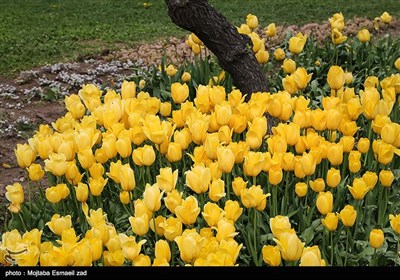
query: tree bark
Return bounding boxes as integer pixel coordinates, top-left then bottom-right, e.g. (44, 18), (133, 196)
(165, 0), (269, 100)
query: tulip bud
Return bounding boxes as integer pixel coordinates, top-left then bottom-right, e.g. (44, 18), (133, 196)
(299, 246), (326, 266)
(316, 191), (333, 215)
(389, 214), (400, 234)
(288, 33), (307, 55)
(262, 245), (281, 266)
(282, 59), (296, 74)
(246, 14), (259, 29)
(357, 29), (371, 42)
(379, 169), (395, 187)
(369, 229), (384, 249)
(321, 212), (339, 231)
(339, 205), (357, 227)
(274, 48), (285, 61)
(266, 23), (277, 37)
(5, 182), (24, 205)
(295, 182), (308, 197)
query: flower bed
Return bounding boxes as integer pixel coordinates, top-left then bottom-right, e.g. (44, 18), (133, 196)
(1, 11), (400, 266)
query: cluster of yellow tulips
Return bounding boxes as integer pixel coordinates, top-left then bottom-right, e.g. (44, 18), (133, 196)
(2, 11), (400, 266)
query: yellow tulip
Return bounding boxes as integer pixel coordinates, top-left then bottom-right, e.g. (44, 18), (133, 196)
(143, 183), (164, 212)
(15, 143), (37, 168)
(231, 177), (247, 197)
(357, 138), (370, 153)
(381, 12), (392, 24)
(171, 82), (189, 104)
(346, 98), (363, 122)
(155, 167), (178, 193)
(348, 178), (369, 200)
(282, 74), (298, 94)
(266, 22), (277, 37)
(372, 115), (391, 134)
(325, 109), (341, 131)
(269, 166), (283, 186)
(321, 212), (339, 231)
(327, 65), (345, 91)
(185, 165), (211, 194)
(163, 189), (182, 215)
(14, 245), (40, 266)
(209, 178), (226, 202)
(331, 28), (347, 45)
(311, 109), (327, 131)
(299, 246), (326, 266)
(339, 205), (357, 227)
(5, 182), (24, 207)
(379, 170), (395, 187)
(288, 32), (307, 54)
(357, 29), (371, 42)
(243, 151), (265, 177)
(224, 200), (243, 222)
(202, 202), (223, 227)
(348, 150), (362, 173)
(262, 245), (281, 266)
(310, 178), (325, 193)
(159, 217), (182, 242)
(174, 229), (204, 264)
(121, 80), (136, 99)
(216, 146), (235, 173)
(389, 214), (400, 234)
(369, 229), (384, 249)
(116, 135), (132, 158)
(129, 214), (150, 236)
(295, 182), (308, 197)
(362, 171), (378, 190)
(174, 196), (201, 225)
(25, 163), (44, 182)
(215, 218), (238, 242)
(381, 123), (396, 145)
(377, 142), (396, 165)
(395, 57), (400, 70)
(45, 185), (63, 204)
(64, 94), (85, 119)
(327, 143), (343, 166)
(329, 12), (345, 30)
(132, 145), (156, 166)
(39, 246), (69, 266)
(118, 191), (130, 204)
(344, 71), (353, 85)
(270, 215), (292, 239)
(293, 67), (312, 90)
(46, 214), (72, 236)
(166, 142), (182, 163)
(246, 14), (259, 29)
(150, 215), (166, 237)
(274, 48), (286, 61)
(316, 191), (333, 215)
(273, 228), (304, 262)
(77, 146), (95, 170)
(240, 185), (270, 211)
(88, 176), (108, 196)
(255, 50), (269, 64)
(282, 58), (296, 74)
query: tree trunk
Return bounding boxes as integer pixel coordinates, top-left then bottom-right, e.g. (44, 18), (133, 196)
(165, 0), (269, 100)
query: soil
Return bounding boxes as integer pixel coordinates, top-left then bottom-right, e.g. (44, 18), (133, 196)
(0, 17), (399, 210)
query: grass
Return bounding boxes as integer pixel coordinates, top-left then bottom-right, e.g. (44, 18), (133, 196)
(0, 0), (399, 77)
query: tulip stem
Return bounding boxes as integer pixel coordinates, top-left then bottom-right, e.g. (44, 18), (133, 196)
(396, 239), (400, 266)
(18, 212), (27, 232)
(372, 248), (377, 266)
(344, 227), (350, 266)
(330, 231), (334, 266)
(225, 173), (231, 201)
